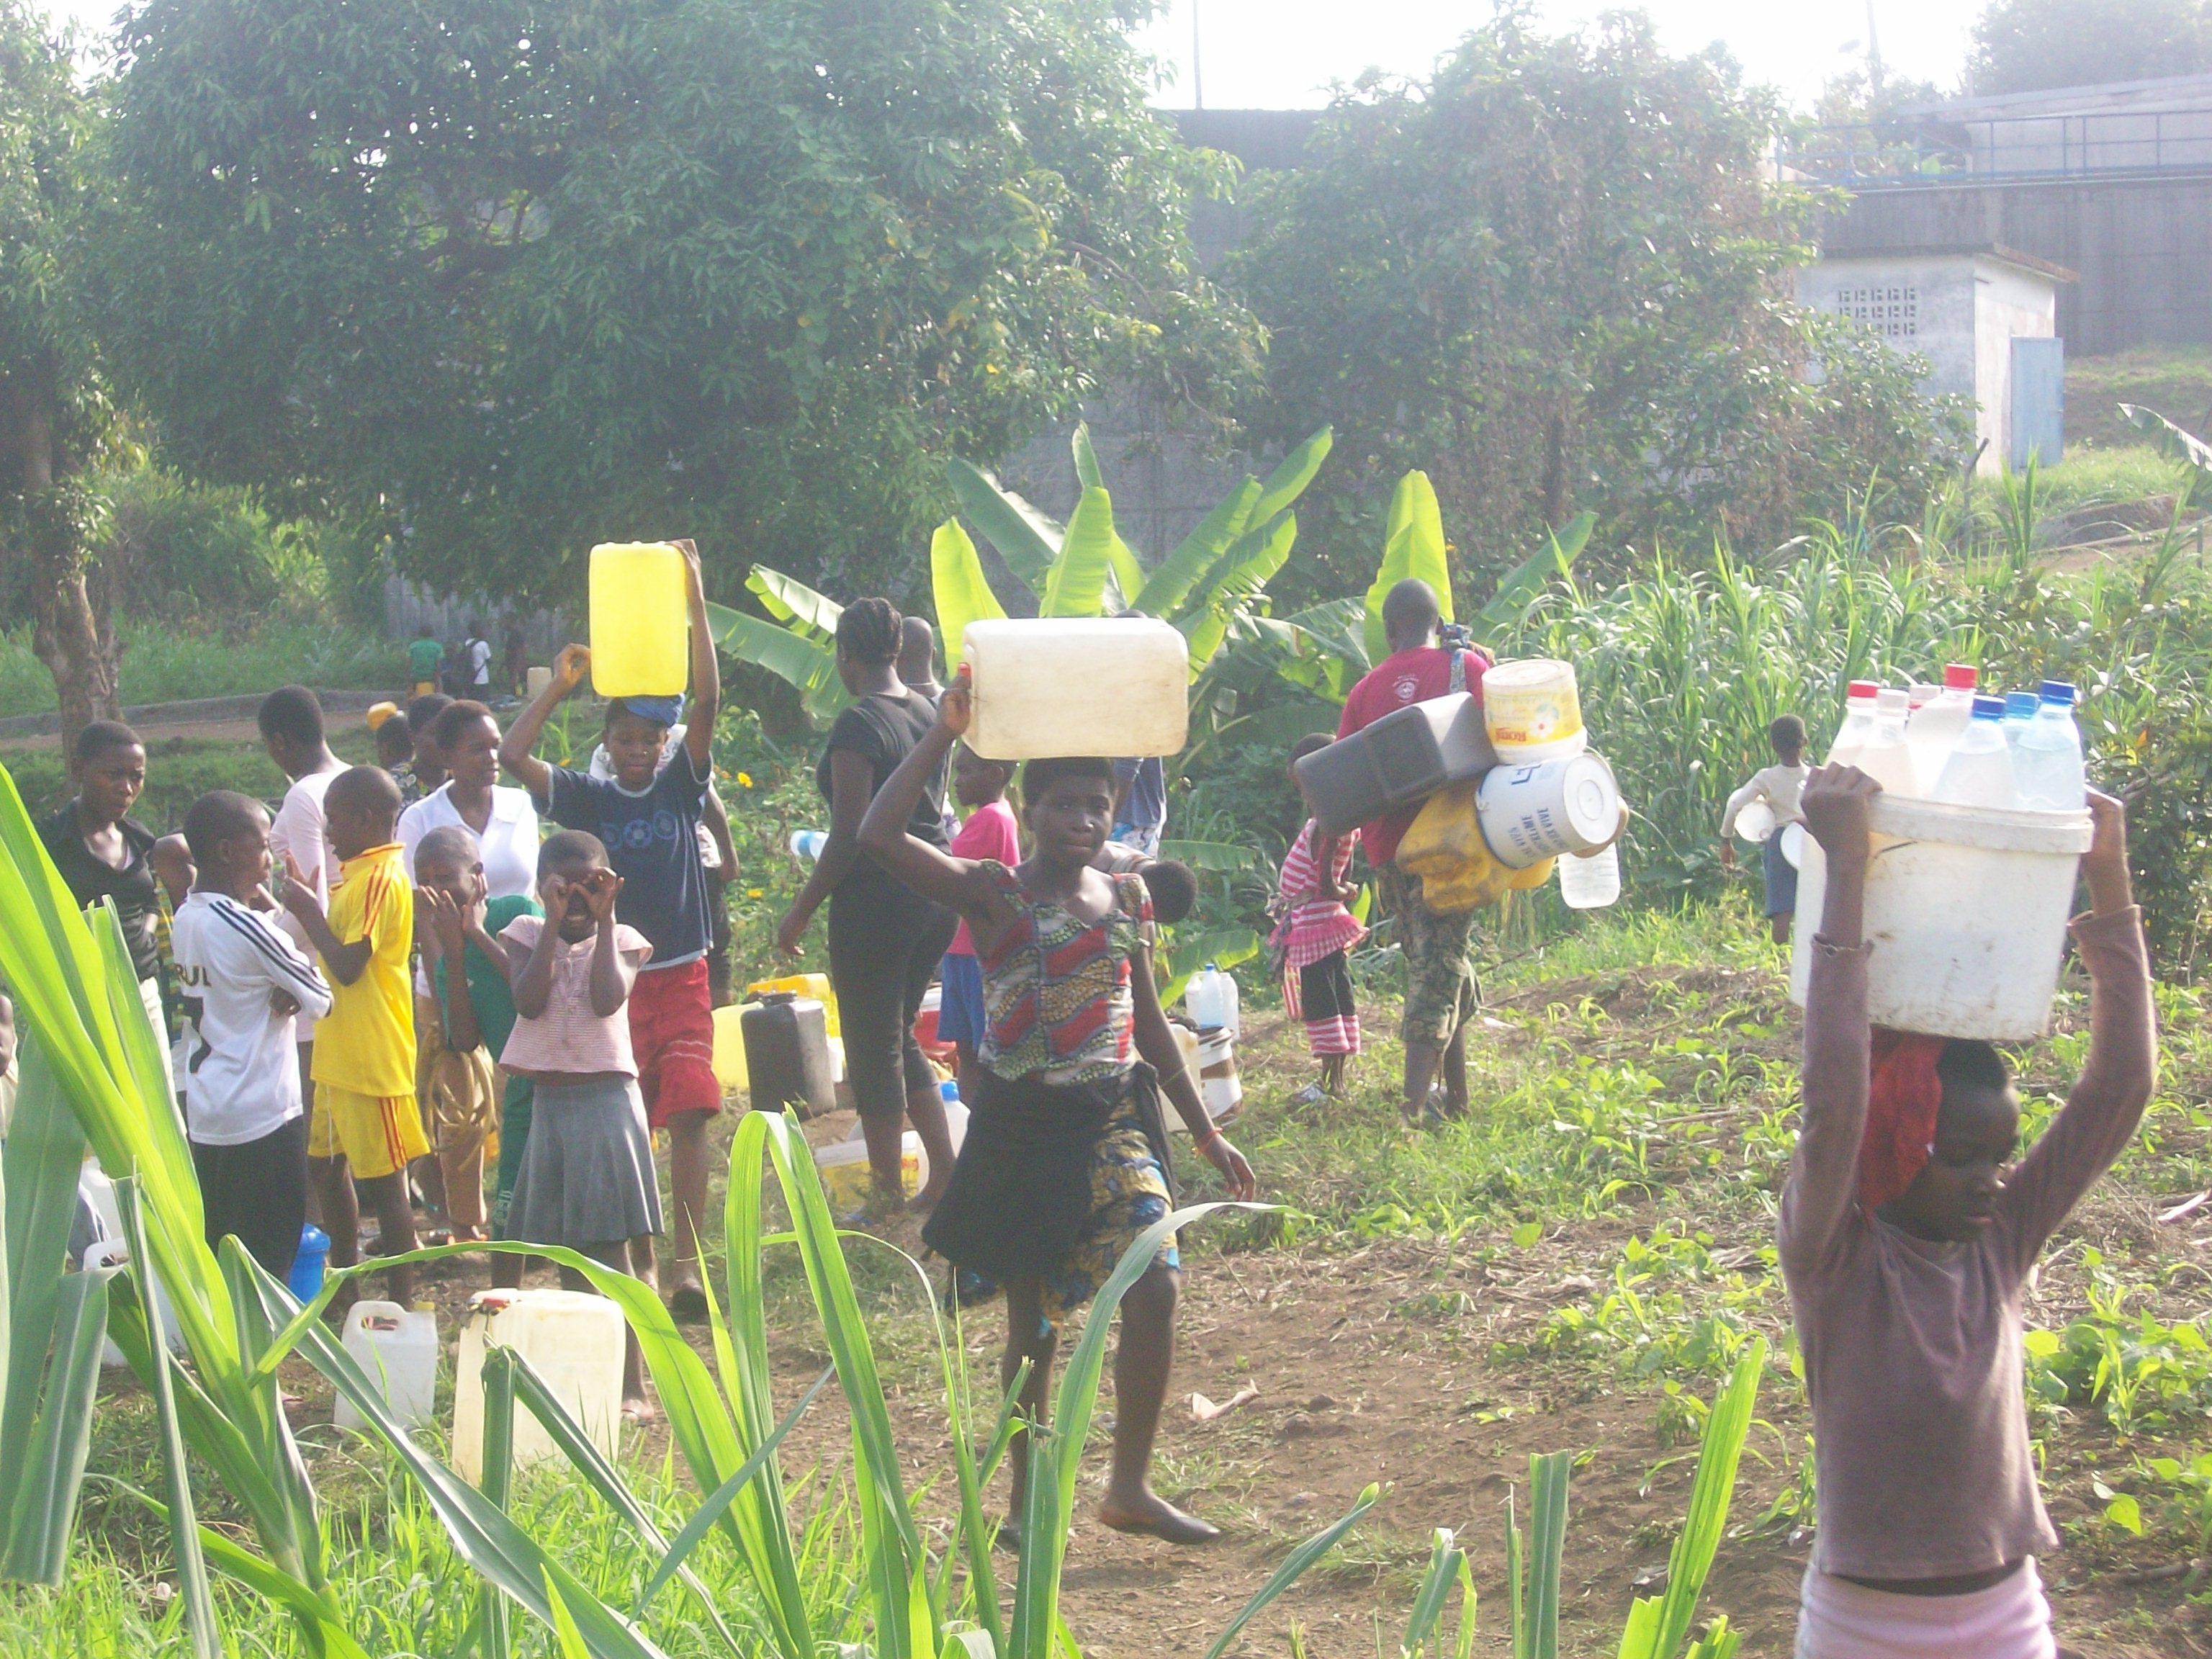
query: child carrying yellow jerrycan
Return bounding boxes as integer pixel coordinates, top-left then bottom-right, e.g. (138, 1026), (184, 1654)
(1395, 781), (1554, 912)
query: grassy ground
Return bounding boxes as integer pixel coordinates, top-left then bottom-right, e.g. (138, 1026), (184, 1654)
(0, 619), (405, 719)
(2068, 346), (2212, 454)
(24, 892), (2212, 1656)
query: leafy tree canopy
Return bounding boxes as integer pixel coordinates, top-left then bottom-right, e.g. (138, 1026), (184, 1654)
(96, 0), (1262, 603)
(1226, 12), (1964, 608)
(1971, 0), (2212, 95)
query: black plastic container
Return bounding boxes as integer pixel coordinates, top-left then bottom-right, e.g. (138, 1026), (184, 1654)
(740, 993), (835, 1116)
(1294, 693), (1498, 838)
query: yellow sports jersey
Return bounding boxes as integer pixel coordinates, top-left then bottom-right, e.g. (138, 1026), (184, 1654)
(310, 843), (417, 1097)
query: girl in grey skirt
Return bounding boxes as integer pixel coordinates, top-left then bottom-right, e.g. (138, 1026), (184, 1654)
(495, 830), (662, 1419)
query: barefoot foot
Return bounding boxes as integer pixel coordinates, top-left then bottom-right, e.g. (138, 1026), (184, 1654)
(1098, 1492), (1220, 1545)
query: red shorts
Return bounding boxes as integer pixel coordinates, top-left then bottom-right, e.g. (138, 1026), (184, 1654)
(628, 958), (721, 1128)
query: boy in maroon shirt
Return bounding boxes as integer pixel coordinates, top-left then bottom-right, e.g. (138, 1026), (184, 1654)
(1334, 579), (1489, 1123)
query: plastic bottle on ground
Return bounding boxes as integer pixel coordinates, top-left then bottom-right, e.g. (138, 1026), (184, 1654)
(1932, 695), (2019, 809)
(1853, 688), (1920, 798)
(2013, 680), (2087, 811)
(1559, 841), (1622, 909)
(1825, 680), (1881, 766)
(1905, 664), (1979, 794)
(2001, 691), (2039, 756)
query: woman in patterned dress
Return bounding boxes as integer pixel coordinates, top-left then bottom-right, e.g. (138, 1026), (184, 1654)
(859, 673), (1257, 1548)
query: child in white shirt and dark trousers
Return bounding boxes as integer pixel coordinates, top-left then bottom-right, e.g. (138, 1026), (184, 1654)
(172, 790), (332, 1278)
(1720, 714), (1811, 945)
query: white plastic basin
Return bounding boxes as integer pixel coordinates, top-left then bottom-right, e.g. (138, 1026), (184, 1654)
(1789, 796), (2092, 1040)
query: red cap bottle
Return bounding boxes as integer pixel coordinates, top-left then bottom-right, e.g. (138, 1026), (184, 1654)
(1943, 663), (1978, 691)
(1847, 680), (1879, 700)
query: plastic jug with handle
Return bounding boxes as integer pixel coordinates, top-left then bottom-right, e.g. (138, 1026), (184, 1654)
(452, 1288), (626, 1483)
(740, 993), (835, 1115)
(1184, 963), (1241, 1035)
(960, 618), (1189, 760)
(333, 1301), (439, 1432)
(588, 542), (690, 698)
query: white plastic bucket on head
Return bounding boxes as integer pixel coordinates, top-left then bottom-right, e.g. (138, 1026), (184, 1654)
(1789, 796), (2092, 1040)
(1475, 753), (1621, 868)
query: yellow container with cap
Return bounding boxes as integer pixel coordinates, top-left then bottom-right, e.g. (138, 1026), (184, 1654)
(589, 542), (689, 698)
(1396, 781), (1555, 914)
(1482, 659), (1586, 763)
(745, 972), (840, 1038)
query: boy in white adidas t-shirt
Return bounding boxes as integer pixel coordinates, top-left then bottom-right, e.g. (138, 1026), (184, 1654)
(172, 790), (332, 1279)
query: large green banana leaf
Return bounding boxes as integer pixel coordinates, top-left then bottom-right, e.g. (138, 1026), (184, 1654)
(1246, 426), (1333, 529)
(1040, 487), (1117, 619)
(1364, 470), (1455, 663)
(706, 601), (848, 721)
(1132, 477), (1259, 619)
(1475, 512), (1593, 644)
(931, 520), (1007, 667)
(947, 459), (1060, 592)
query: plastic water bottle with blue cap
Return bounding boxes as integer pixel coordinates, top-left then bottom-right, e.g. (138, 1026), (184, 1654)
(2001, 690), (2039, 755)
(2013, 680), (2086, 811)
(1931, 695), (2018, 809)
(789, 829), (827, 861)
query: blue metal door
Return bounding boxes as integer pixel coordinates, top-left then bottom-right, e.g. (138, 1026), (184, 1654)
(2010, 336), (2064, 469)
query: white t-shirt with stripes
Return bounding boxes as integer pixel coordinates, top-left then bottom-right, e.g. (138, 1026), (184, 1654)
(171, 891), (333, 1146)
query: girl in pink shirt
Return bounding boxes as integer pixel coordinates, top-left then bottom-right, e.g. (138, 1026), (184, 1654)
(938, 745), (1020, 1095)
(496, 830), (660, 1418)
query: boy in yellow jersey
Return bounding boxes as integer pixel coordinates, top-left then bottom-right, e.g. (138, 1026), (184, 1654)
(282, 765), (427, 1305)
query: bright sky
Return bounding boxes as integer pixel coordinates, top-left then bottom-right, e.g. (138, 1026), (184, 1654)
(1130, 0), (1985, 112)
(42, 0), (1984, 114)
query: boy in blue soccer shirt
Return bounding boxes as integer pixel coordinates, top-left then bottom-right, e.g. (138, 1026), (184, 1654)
(501, 539), (719, 1319)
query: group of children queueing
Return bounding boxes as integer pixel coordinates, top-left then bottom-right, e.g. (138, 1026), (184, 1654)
(22, 532), (2169, 1634)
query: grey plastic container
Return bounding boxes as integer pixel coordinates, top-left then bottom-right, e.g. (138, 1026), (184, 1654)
(1295, 693), (1499, 838)
(740, 993), (835, 1116)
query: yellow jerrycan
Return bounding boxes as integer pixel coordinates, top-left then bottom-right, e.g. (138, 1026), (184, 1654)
(1396, 782), (1555, 914)
(589, 542), (689, 698)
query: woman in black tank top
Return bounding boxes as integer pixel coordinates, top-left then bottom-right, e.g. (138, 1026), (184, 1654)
(777, 598), (959, 1213)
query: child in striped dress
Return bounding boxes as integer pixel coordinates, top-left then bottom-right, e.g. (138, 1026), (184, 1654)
(1272, 734), (1366, 1104)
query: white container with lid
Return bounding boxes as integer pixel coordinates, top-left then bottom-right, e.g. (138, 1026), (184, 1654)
(334, 1300), (439, 1433)
(961, 619), (1189, 760)
(1789, 795), (2093, 1040)
(452, 1287), (626, 1483)
(1475, 752), (1621, 867)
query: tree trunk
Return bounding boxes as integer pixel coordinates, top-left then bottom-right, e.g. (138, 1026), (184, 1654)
(31, 554), (120, 750)
(3, 385), (122, 750)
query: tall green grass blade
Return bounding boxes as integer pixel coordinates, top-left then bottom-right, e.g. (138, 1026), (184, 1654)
(478, 1348), (516, 1659)
(127, 1501), (372, 1659)
(933, 521), (1010, 667)
(1506, 1495), (1526, 1659)
(0, 1267), (106, 1587)
(1475, 513), (1592, 644)
(948, 460), (1061, 591)
(1617, 1339), (1765, 1659)
(544, 1571), (595, 1659)
(1041, 487), (1118, 619)
(1454, 1555), (1479, 1659)
(1200, 1483), (1378, 1659)
(1402, 1529), (1465, 1657)
(1523, 1452), (1570, 1659)
(638, 1364), (833, 1616)
(117, 1179), (217, 1658)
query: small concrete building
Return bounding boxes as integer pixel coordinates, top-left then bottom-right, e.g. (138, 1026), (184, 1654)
(1794, 242), (2076, 473)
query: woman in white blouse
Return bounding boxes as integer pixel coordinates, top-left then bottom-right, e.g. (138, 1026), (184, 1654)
(397, 700), (541, 896)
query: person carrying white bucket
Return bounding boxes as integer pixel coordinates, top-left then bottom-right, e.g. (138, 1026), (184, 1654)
(1719, 714), (1809, 946)
(1784, 766), (2153, 1659)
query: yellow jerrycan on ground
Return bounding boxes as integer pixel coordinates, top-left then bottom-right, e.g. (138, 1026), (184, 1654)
(1395, 781), (1555, 914)
(589, 542), (689, 698)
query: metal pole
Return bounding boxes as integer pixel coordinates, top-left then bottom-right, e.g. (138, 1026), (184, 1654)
(1192, 0), (1203, 110)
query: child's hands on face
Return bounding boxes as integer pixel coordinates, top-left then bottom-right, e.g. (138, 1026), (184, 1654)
(1799, 763), (1881, 862)
(417, 886), (469, 956)
(580, 866), (624, 926)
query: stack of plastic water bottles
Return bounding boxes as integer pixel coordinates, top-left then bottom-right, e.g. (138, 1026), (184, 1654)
(1825, 665), (2087, 812)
